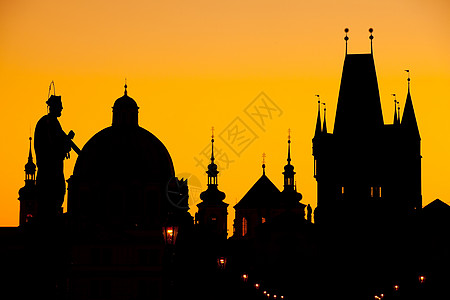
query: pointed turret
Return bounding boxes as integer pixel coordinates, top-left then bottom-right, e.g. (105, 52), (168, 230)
(401, 71), (420, 138)
(24, 137), (36, 182)
(314, 97), (322, 137)
(283, 129), (296, 192)
(197, 128), (228, 238)
(18, 137), (38, 226)
(322, 103), (328, 134)
(392, 94), (400, 126)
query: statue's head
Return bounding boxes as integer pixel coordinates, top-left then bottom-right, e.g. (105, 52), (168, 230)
(46, 95), (63, 117)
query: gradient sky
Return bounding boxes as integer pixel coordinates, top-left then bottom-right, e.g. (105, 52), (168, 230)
(1, 0), (449, 230)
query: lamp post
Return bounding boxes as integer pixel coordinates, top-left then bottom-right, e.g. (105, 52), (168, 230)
(217, 257), (227, 270)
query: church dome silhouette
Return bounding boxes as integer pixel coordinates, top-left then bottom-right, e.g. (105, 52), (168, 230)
(68, 86), (175, 229)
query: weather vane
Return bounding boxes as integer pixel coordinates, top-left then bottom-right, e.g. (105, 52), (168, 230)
(211, 126), (215, 139)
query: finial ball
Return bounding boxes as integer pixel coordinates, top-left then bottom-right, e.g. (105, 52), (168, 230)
(369, 28), (373, 33)
(344, 28), (349, 33)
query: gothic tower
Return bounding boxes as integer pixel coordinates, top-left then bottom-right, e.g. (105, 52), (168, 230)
(196, 129), (229, 239)
(312, 29), (421, 226)
(18, 137), (38, 225)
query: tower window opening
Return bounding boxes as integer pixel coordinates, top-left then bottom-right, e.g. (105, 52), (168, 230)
(261, 217), (266, 224)
(370, 186), (374, 198)
(341, 186), (345, 195)
(379, 186), (382, 198)
(242, 217), (248, 237)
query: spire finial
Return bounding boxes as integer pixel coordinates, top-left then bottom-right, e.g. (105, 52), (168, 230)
(28, 136), (33, 161)
(262, 152), (266, 175)
(211, 126), (215, 163)
(369, 28), (374, 54)
(344, 28), (349, 55)
(124, 78), (128, 95)
(405, 69), (411, 93)
(287, 128), (291, 164)
(322, 102), (327, 133)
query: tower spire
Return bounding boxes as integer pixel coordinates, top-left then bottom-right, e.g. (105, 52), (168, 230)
(322, 102), (327, 134)
(401, 70), (420, 137)
(369, 28), (374, 54)
(206, 127), (219, 186)
(314, 95), (321, 137)
(124, 78), (128, 96)
(344, 28), (349, 56)
(287, 128), (291, 165)
(283, 129), (296, 192)
(392, 94), (399, 125)
(24, 137), (36, 182)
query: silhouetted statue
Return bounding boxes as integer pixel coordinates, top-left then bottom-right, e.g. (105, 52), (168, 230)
(34, 95), (76, 222)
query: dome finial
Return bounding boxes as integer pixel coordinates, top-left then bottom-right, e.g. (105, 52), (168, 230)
(369, 28), (374, 54)
(124, 78), (128, 96)
(344, 28), (349, 55)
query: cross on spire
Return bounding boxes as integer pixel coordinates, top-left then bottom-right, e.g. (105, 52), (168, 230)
(124, 78), (128, 95)
(344, 28), (349, 55)
(369, 28), (374, 54)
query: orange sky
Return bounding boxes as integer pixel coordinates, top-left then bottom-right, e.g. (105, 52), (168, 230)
(1, 0), (449, 230)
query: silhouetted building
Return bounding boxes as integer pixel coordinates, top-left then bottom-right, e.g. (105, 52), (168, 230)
(64, 85), (184, 300)
(195, 132), (228, 239)
(233, 135), (305, 239)
(18, 137), (38, 226)
(312, 38), (421, 227)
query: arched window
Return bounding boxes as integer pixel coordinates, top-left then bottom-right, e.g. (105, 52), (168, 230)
(242, 217), (248, 237)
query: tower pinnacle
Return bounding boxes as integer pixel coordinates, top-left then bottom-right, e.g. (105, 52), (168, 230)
(369, 28), (374, 54)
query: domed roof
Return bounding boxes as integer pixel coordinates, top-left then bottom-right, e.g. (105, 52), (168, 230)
(72, 125), (174, 182)
(68, 89), (175, 228)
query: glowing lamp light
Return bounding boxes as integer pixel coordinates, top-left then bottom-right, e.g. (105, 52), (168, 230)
(274, 295), (277, 299)
(241, 273), (248, 282)
(267, 294), (270, 298)
(162, 225), (178, 246)
(394, 285), (399, 291)
(217, 257), (227, 269)
(254, 283), (260, 289)
(280, 296), (284, 299)
(263, 291), (267, 295)
(419, 275), (425, 284)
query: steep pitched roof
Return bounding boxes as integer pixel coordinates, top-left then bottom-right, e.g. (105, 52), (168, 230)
(234, 174), (281, 209)
(333, 54), (384, 135)
(401, 89), (420, 138)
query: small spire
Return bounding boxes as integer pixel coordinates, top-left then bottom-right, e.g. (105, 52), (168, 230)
(28, 136), (33, 162)
(344, 28), (349, 55)
(262, 152), (266, 175)
(314, 95), (321, 137)
(398, 104), (401, 123)
(211, 126), (215, 163)
(322, 102), (327, 134)
(287, 129), (291, 165)
(124, 78), (128, 96)
(392, 94), (399, 125)
(369, 28), (374, 54)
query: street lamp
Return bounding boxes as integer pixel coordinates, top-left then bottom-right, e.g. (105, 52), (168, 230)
(419, 275), (425, 284)
(162, 224), (178, 246)
(217, 257), (227, 270)
(241, 273), (248, 282)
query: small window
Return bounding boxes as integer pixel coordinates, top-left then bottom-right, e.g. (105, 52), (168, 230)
(261, 217), (266, 224)
(341, 186), (344, 195)
(242, 217), (248, 237)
